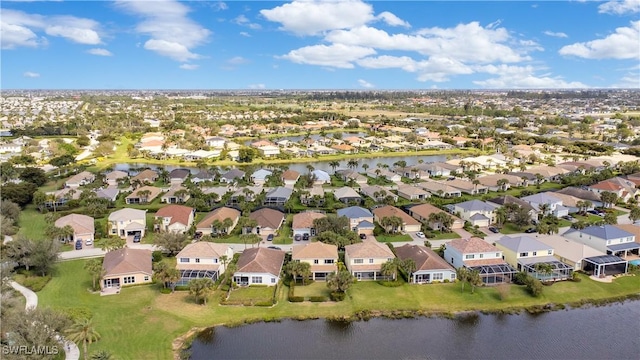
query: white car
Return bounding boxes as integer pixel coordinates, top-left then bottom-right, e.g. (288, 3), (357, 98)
(416, 232), (425, 238)
(85, 239), (93, 246)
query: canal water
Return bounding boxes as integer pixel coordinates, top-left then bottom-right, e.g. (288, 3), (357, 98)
(189, 300), (640, 360)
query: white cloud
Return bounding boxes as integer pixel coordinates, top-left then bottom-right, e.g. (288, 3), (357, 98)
(211, 2), (228, 11)
(357, 79), (374, 88)
(233, 15), (261, 30)
(376, 12), (410, 28)
(279, 43), (376, 68)
(248, 83), (266, 89)
(473, 64), (588, 88)
(239, 31), (251, 37)
(357, 55), (473, 82)
(559, 20), (640, 59)
(115, 0), (210, 62)
(1, 9), (101, 49)
(227, 56), (249, 65)
(261, 0), (375, 36)
(87, 48), (113, 56)
(179, 63), (199, 70)
(23, 71), (40, 78)
(610, 72), (640, 88)
(544, 30), (568, 38)
(599, 0), (640, 15)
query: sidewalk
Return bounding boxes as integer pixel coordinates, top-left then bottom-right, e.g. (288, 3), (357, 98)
(10, 281), (80, 360)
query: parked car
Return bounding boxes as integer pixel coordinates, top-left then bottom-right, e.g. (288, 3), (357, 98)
(562, 215), (574, 221)
(267, 234), (274, 241)
(133, 234), (141, 243)
(587, 209), (599, 215)
(302, 233), (310, 241)
(416, 231), (425, 238)
(194, 232), (203, 240)
(75, 240), (83, 250)
(359, 233), (367, 240)
(85, 239), (93, 246)
(267, 246), (282, 250)
(488, 227), (500, 233)
(294, 234), (302, 241)
(525, 227), (537, 233)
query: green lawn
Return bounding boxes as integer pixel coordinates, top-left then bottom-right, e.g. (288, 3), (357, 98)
(375, 233), (412, 242)
(428, 231), (461, 240)
(226, 286), (275, 304)
(573, 214), (604, 224)
(293, 282), (331, 298)
(17, 206), (49, 240)
(500, 223), (529, 234)
(273, 214), (293, 244)
(34, 260), (640, 359)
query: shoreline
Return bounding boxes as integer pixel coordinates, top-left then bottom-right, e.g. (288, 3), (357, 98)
(173, 292), (640, 359)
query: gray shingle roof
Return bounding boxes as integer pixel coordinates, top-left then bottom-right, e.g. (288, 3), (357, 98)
(337, 206), (372, 218)
(456, 199), (497, 212)
(568, 225), (634, 240)
(497, 236), (550, 253)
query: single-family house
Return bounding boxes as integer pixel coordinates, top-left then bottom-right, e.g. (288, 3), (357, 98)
(161, 185), (190, 204)
(408, 203), (464, 230)
(452, 200), (499, 227)
(131, 169), (158, 184)
(65, 171), (95, 188)
(477, 174), (524, 191)
(536, 235), (603, 271)
(264, 186), (293, 207)
(487, 195), (537, 221)
(496, 236), (573, 281)
(395, 244), (457, 284)
(101, 248), (153, 290)
(220, 169), (245, 183)
(446, 178), (489, 195)
(175, 242), (234, 286)
(333, 187), (362, 205)
(337, 206), (374, 235)
(258, 145), (281, 158)
(360, 185), (398, 203)
(233, 247), (285, 286)
(292, 242), (338, 280)
(248, 208), (285, 236)
(108, 208), (146, 239)
(205, 136), (227, 149)
(251, 169), (273, 184)
(416, 162), (461, 177)
(311, 170), (331, 184)
(191, 170), (216, 184)
(394, 166), (430, 181)
(366, 168), (401, 182)
(169, 169), (190, 184)
(549, 192), (592, 214)
(154, 204), (195, 233)
(55, 213), (95, 243)
(373, 205), (422, 233)
(195, 207), (241, 236)
(95, 187), (119, 202)
(336, 169), (368, 184)
(281, 170), (301, 186)
(520, 192), (569, 218)
(344, 240), (396, 281)
(125, 185), (162, 204)
(563, 225), (639, 258)
(418, 181), (462, 198)
(396, 184), (430, 201)
(292, 212), (326, 237)
(444, 237), (516, 284)
(104, 170), (128, 186)
(300, 186), (325, 206)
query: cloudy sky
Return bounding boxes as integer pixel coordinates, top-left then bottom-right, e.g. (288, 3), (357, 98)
(2, 0), (639, 89)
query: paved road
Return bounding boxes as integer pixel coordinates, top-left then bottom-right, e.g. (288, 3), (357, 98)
(10, 281), (80, 360)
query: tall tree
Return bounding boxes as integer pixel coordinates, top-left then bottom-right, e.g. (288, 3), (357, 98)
(66, 317), (101, 360)
(189, 278), (215, 305)
(456, 267), (469, 293)
(84, 258), (104, 291)
(326, 270), (355, 294)
(154, 232), (190, 256)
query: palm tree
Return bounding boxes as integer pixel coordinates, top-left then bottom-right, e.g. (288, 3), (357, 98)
(90, 350), (113, 360)
(138, 189), (151, 204)
(84, 258), (104, 291)
(468, 269), (482, 294)
(380, 258), (402, 280)
(538, 203), (551, 218)
(456, 267), (469, 292)
(629, 206), (640, 223)
(189, 278), (215, 305)
(362, 163), (369, 172)
(347, 159), (359, 170)
(66, 318), (101, 360)
(329, 160), (340, 174)
(400, 259), (416, 283)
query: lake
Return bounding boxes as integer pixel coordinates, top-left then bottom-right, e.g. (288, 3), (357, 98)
(112, 154), (449, 175)
(189, 300), (640, 360)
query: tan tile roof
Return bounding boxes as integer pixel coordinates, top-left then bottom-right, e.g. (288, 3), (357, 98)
(590, 181), (622, 191)
(613, 224), (640, 242)
(249, 208), (284, 229)
(372, 205), (421, 226)
(132, 169), (158, 182)
(292, 212), (326, 229)
(409, 203), (462, 223)
(103, 248), (152, 277)
(176, 242), (231, 259)
(447, 237), (499, 254)
(155, 204), (194, 226)
(395, 244), (455, 272)
(282, 170), (301, 181)
(196, 207), (240, 229)
(126, 186), (162, 201)
(236, 247), (285, 276)
(55, 213), (94, 235)
(345, 240), (395, 258)
(292, 242), (338, 260)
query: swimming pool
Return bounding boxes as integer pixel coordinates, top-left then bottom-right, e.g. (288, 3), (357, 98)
(629, 259), (640, 266)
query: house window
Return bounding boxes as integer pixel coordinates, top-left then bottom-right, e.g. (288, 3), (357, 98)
(369, 259), (374, 264)
(324, 259), (335, 264)
(433, 273), (443, 280)
(314, 259), (319, 264)
(111, 229), (117, 234)
(532, 251), (537, 256)
(496, 253), (500, 258)
(251, 276), (262, 284)
(179, 258), (189, 263)
(144, 276), (149, 281)
(195, 258), (200, 263)
(124, 276), (135, 284)
(465, 254), (474, 259)
(271, 278), (276, 284)
(451, 274), (456, 280)
(213, 259), (218, 263)
(479, 254), (484, 259)
(354, 259), (364, 264)
(519, 252), (528, 257)
(548, 250), (552, 255)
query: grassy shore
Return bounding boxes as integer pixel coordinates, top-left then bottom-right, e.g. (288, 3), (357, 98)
(35, 260), (640, 360)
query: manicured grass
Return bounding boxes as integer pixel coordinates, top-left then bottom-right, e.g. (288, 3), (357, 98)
(17, 206), (49, 240)
(226, 286), (275, 303)
(36, 260), (640, 359)
(375, 233), (412, 242)
(428, 231), (461, 240)
(499, 223), (529, 234)
(293, 282), (331, 298)
(573, 214), (606, 224)
(273, 214), (293, 244)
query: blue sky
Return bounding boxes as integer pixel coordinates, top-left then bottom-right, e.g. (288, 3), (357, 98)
(2, 0), (639, 89)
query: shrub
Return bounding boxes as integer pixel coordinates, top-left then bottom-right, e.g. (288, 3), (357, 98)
(443, 279), (450, 283)
(513, 271), (529, 285)
(289, 296), (304, 302)
(570, 272), (582, 282)
(254, 300), (274, 307)
(60, 307), (92, 321)
(308, 296), (328, 302)
(330, 291), (346, 302)
(495, 283), (510, 301)
(152, 251), (163, 262)
(18, 274), (51, 292)
(160, 288), (172, 294)
(525, 277), (544, 297)
(424, 240), (432, 248)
